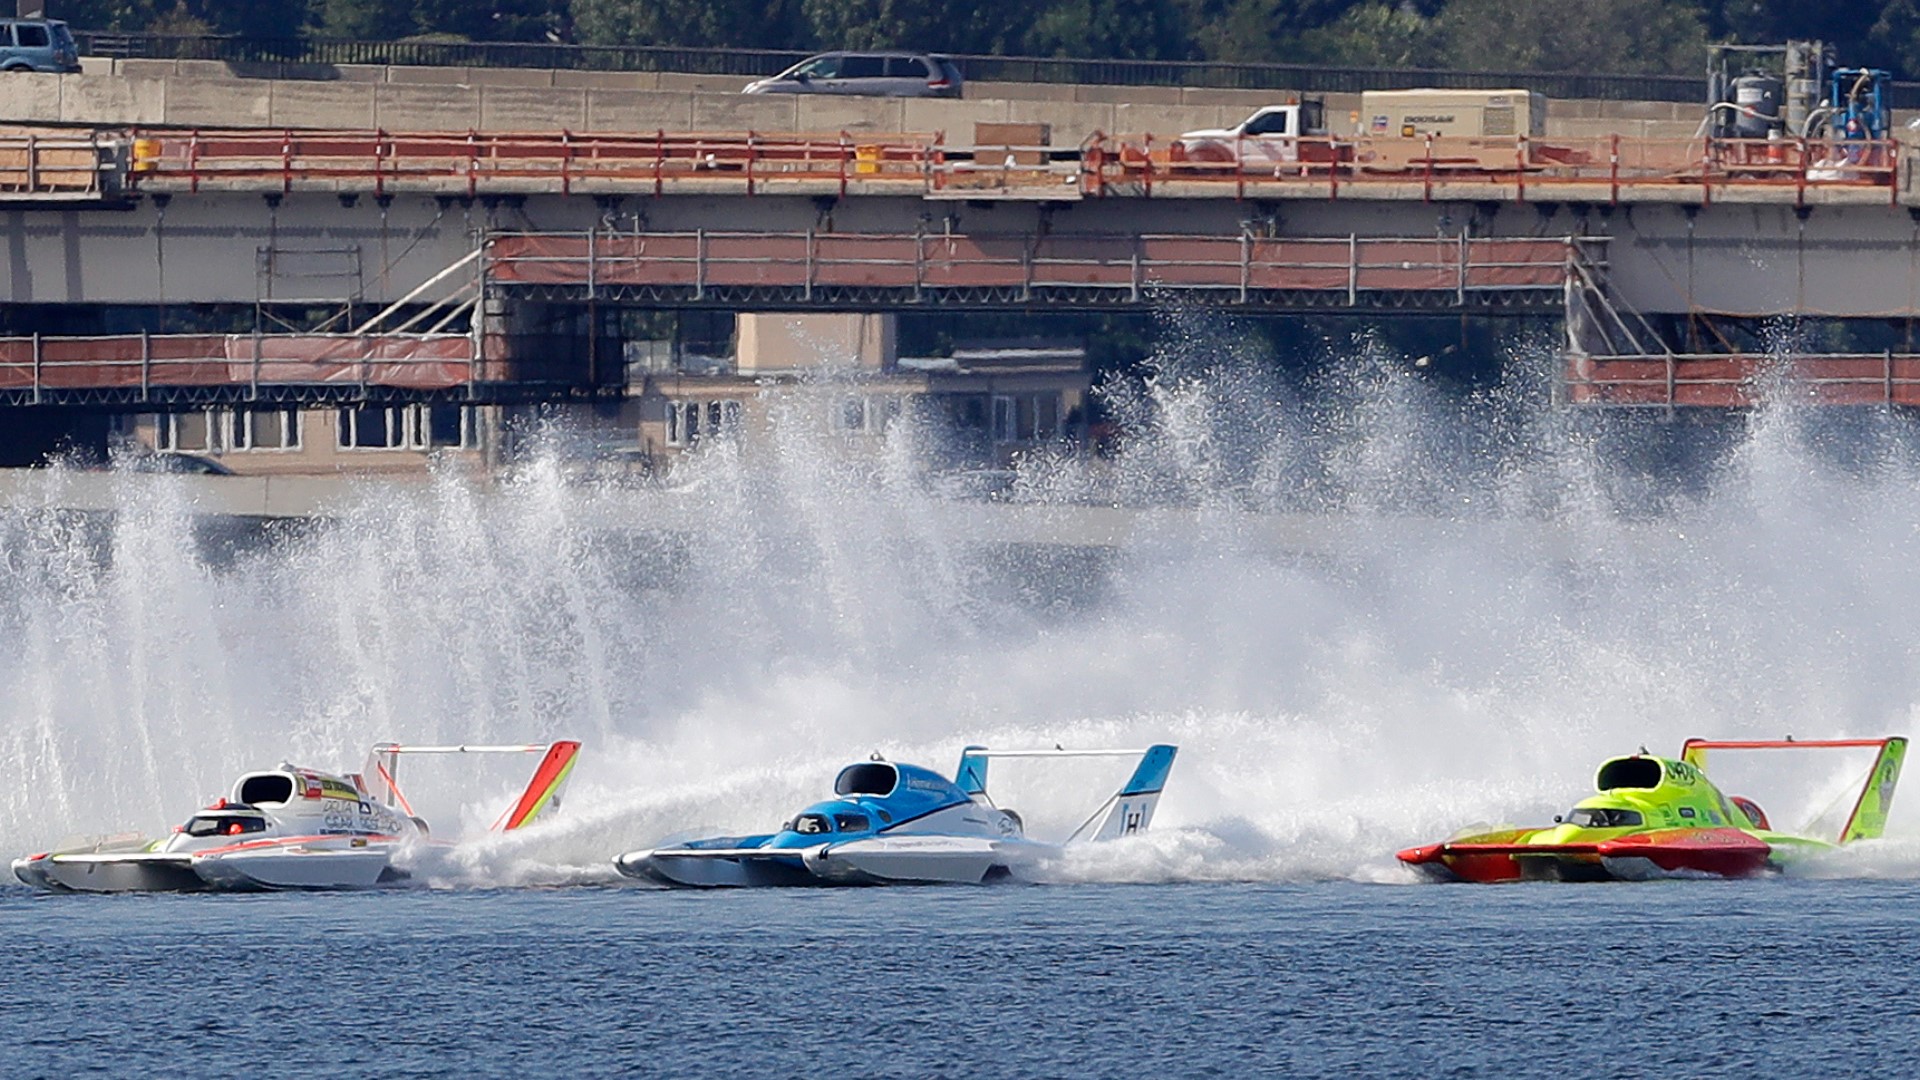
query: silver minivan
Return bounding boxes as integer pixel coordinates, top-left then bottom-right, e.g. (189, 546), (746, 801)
(0, 19), (79, 73)
(743, 51), (963, 98)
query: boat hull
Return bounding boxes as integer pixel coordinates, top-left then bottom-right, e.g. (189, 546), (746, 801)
(12, 852), (205, 893)
(190, 846), (394, 890)
(1398, 827), (1775, 883)
(618, 836), (1029, 888)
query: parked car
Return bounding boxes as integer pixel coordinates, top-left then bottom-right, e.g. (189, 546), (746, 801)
(743, 52), (963, 98)
(121, 452), (234, 475)
(0, 19), (80, 74)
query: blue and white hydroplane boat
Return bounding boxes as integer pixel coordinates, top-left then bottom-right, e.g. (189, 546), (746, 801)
(615, 744), (1177, 887)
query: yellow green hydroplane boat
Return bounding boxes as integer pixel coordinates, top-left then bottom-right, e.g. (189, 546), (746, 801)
(1399, 737), (1905, 883)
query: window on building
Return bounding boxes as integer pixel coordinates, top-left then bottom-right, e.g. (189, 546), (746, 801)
(339, 407), (403, 450)
(834, 396), (900, 436)
(424, 405), (473, 449)
(158, 412), (211, 453)
(666, 400), (740, 448)
(991, 395), (1016, 444)
(254, 410), (302, 450)
(990, 394), (1062, 445)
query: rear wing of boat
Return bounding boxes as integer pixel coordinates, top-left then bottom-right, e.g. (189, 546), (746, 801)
(361, 741), (583, 833)
(1681, 737), (1907, 843)
(955, 744), (1179, 843)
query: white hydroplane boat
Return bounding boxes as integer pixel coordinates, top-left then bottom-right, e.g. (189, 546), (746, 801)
(616, 744), (1176, 887)
(12, 740), (580, 892)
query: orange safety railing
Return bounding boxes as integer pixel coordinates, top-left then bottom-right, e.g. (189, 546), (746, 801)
(0, 130), (114, 196)
(1090, 133), (1900, 203)
(129, 128), (944, 197)
(1565, 351), (1920, 408)
(122, 126), (1904, 204)
(487, 229), (1584, 299)
(0, 332), (478, 402)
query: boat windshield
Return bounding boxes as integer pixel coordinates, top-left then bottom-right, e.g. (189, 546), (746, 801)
(791, 813), (832, 835)
(183, 815), (269, 837)
(1566, 807), (1644, 828)
(833, 813), (872, 833)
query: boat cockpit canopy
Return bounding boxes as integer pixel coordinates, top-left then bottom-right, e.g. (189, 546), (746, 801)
(1565, 807), (1644, 828)
(786, 810), (876, 835)
(182, 814), (270, 838)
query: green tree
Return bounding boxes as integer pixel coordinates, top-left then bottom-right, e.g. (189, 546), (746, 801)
(1181, 0), (1370, 63)
(1870, 0), (1920, 77)
(1432, 0), (1709, 74)
(1023, 0), (1195, 59)
(1292, 2), (1434, 67)
(800, 0), (1033, 54)
(572, 0), (805, 49)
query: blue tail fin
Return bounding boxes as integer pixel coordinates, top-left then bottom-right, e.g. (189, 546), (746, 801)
(1084, 744), (1178, 841)
(955, 745), (990, 796)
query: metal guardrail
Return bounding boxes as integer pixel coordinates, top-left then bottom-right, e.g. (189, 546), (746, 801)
(1566, 352), (1920, 408)
(76, 30), (1916, 107)
(0, 332), (479, 405)
(0, 131), (118, 198)
(485, 229), (1584, 311)
(118, 127), (1903, 206)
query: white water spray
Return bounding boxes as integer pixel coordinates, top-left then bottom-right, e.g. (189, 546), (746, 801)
(5, 317), (1920, 884)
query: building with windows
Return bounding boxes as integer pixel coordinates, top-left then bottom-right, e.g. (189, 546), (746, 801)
(123, 403), (485, 475)
(632, 314), (1091, 471)
(118, 314), (1089, 476)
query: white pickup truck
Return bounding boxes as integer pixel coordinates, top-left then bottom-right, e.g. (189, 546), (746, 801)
(1175, 100), (1330, 168)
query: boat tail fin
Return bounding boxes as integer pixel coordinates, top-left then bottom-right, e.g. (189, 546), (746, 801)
(1841, 738), (1907, 843)
(498, 740), (583, 832)
(955, 745), (990, 797)
(1080, 744), (1179, 843)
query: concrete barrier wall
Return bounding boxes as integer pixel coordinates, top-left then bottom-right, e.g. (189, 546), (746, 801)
(18, 67), (1716, 140)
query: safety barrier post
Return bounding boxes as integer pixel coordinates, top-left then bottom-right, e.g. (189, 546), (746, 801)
(1423, 133), (1433, 203)
(24, 132), (36, 192)
(839, 131), (849, 199)
(1238, 232), (1249, 303)
(1795, 138), (1807, 208)
(913, 229), (924, 303)
(30, 331), (39, 405)
(586, 225), (596, 301)
(281, 129), (293, 194)
(372, 129), (387, 200)
(1665, 353), (1676, 410)
(560, 130), (573, 197)
(1235, 134), (1245, 202)
(467, 130), (479, 199)
(694, 228), (705, 301)
(141, 329), (151, 401)
(1129, 235), (1140, 303)
(250, 326), (261, 402)
(1457, 232), (1468, 304)
(188, 130), (201, 194)
(745, 131), (756, 196)
(1516, 136), (1527, 202)
(1347, 234), (1358, 306)
(1887, 349), (1896, 408)
(654, 129), (665, 197)
(1609, 133), (1620, 205)
(804, 227), (814, 302)
(1142, 133), (1152, 198)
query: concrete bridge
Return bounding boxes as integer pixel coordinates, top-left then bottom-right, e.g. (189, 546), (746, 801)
(0, 67), (1912, 412)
